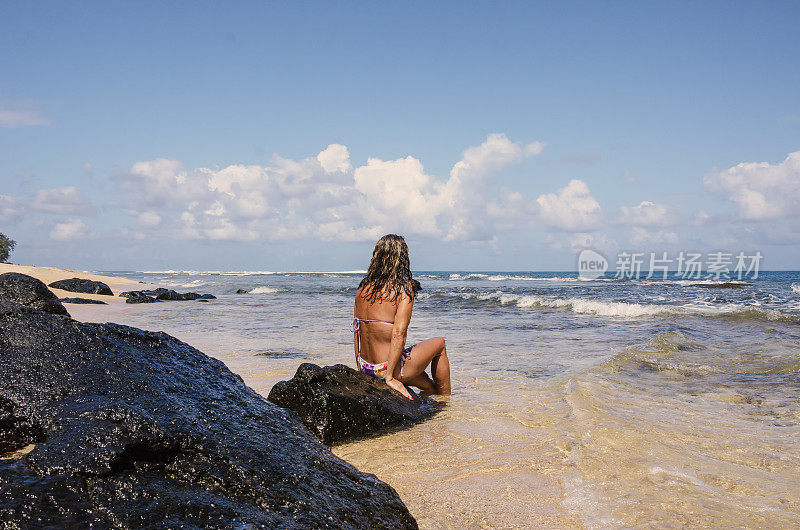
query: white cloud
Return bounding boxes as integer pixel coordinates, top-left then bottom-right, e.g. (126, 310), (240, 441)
(0, 195), (24, 223)
(619, 201), (672, 227)
(137, 211), (162, 228)
(113, 134), (555, 242)
(353, 156), (442, 237)
(536, 179), (602, 231)
(544, 231), (616, 253)
(50, 219), (89, 241)
(32, 186), (94, 215)
(703, 149), (800, 220)
(630, 227), (678, 245)
(208, 165), (268, 195)
(441, 133), (546, 240)
(568, 232), (616, 252)
(0, 106), (50, 128)
(449, 133), (543, 183)
(690, 210), (712, 226)
(317, 144), (352, 174)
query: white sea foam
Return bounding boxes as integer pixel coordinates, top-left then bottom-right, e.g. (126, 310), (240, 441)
(448, 273), (595, 282)
(792, 283), (800, 295)
(157, 279), (209, 288)
(249, 286), (282, 294)
(425, 289), (799, 321)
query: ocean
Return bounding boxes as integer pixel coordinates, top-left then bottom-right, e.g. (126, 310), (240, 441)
(74, 270), (800, 528)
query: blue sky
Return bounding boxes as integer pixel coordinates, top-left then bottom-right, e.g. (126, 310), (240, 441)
(1, 1), (799, 271)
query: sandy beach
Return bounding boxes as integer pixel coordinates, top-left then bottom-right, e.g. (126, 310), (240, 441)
(0, 263), (154, 308)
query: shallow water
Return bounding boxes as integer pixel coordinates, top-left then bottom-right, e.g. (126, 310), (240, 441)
(73, 270), (800, 528)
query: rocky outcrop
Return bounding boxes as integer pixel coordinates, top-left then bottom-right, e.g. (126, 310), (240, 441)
(60, 297), (107, 305)
(48, 278), (113, 296)
(692, 282), (749, 289)
(236, 289), (250, 294)
(268, 363), (440, 445)
(125, 295), (159, 304)
(120, 288), (216, 301)
(0, 302), (416, 528)
(0, 272), (69, 316)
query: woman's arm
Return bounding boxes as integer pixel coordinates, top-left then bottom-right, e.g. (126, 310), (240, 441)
(353, 301), (359, 369)
(385, 293), (413, 399)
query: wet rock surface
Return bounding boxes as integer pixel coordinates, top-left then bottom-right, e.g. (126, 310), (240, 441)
(48, 277), (113, 296)
(60, 297), (107, 305)
(268, 363), (440, 445)
(0, 302), (417, 528)
(125, 295), (159, 304)
(0, 272), (69, 316)
(120, 288), (216, 301)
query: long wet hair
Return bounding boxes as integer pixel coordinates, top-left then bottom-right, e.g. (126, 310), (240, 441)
(358, 234), (420, 303)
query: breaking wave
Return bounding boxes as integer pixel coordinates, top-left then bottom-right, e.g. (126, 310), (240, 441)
(420, 290), (800, 322)
(250, 286), (282, 294)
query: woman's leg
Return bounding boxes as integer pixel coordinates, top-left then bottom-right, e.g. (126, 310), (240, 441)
(400, 337), (451, 395)
(403, 371), (437, 395)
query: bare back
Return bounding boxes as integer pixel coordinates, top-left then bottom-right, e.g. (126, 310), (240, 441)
(354, 286), (413, 365)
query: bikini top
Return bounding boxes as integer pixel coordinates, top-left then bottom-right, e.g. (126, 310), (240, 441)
(350, 317), (393, 333)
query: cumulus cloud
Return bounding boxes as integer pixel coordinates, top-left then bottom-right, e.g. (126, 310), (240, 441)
(0, 106), (50, 128)
(703, 149), (800, 220)
(441, 133), (546, 240)
(115, 134), (549, 243)
(50, 219), (89, 241)
(619, 200), (672, 227)
(535, 179), (602, 231)
(32, 186), (95, 215)
(317, 144), (352, 174)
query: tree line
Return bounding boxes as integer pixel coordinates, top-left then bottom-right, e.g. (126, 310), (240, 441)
(0, 233), (16, 263)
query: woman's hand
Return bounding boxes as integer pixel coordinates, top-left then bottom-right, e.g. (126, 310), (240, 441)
(385, 376), (413, 400)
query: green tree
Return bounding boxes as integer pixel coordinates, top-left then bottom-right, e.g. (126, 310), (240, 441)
(0, 233), (16, 263)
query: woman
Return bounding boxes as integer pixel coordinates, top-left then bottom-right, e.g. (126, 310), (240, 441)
(352, 234), (451, 400)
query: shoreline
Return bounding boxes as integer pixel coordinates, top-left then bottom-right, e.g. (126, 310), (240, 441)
(0, 263), (156, 309)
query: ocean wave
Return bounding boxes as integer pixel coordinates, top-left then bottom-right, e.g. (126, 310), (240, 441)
(249, 286), (282, 294)
(157, 279), (210, 288)
(602, 331), (800, 376)
(447, 273), (603, 282)
(421, 289), (800, 322)
(792, 283), (800, 295)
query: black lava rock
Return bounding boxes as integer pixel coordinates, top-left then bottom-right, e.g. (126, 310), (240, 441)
(0, 272), (69, 316)
(236, 289), (250, 294)
(125, 295), (159, 304)
(48, 278), (113, 296)
(0, 302), (416, 528)
(120, 288), (215, 301)
(692, 282), (749, 289)
(60, 297), (107, 305)
(268, 363), (440, 445)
